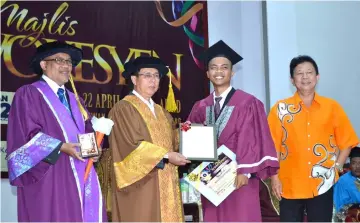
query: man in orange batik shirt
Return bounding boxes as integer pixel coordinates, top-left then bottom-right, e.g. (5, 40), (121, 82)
(268, 55), (359, 222)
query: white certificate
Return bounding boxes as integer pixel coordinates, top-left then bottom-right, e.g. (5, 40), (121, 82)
(184, 145), (237, 206)
(179, 124), (217, 161)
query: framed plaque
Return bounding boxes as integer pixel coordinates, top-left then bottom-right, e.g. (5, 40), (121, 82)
(77, 132), (99, 158)
(179, 124), (217, 161)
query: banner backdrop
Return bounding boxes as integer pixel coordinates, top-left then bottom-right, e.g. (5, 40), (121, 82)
(1, 0), (209, 175)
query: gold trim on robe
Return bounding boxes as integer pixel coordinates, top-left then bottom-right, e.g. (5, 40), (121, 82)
(124, 95), (184, 222)
(113, 141), (168, 189)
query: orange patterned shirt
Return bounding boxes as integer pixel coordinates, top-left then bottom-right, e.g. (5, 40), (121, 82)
(268, 92), (359, 199)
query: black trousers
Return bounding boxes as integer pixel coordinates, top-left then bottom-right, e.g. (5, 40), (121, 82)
(280, 187), (333, 222)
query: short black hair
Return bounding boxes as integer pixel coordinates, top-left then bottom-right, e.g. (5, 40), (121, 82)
(350, 146), (360, 160)
(290, 55), (319, 78)
(124, 68), (141, 90)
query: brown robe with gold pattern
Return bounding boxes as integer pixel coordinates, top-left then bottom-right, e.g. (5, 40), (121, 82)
(108, 95), (184, 222)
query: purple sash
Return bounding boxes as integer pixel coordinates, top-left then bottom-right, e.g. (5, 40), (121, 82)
(32, 81), (102, 222)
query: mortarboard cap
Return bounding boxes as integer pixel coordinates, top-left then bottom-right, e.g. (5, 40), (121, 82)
(30, 41), (83, 75)
(199, 40), (243, 67)
(122, 56), (169, 79)
(350, 146), (360, 159)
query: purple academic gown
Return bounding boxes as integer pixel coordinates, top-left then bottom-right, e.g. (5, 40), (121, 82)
(6, 80), (107, 222)
(187, 89), (279, 222)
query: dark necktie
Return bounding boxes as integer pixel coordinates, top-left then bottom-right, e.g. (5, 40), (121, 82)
(57, 88), (71, 113)
(214, 97), (222, 120)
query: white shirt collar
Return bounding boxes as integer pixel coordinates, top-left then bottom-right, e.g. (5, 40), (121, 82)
(132, 90), (156, 116)
(42, 74), (65, 96)
(213, 86), (233, 109)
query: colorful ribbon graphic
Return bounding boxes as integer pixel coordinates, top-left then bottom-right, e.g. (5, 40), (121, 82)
(155, 0), (205, 69)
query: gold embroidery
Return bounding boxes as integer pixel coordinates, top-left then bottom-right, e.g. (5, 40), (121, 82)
(355, 179), (360, 192)
(262, 179), (280, 215)
(124, 96), (184, 222)
(113, 141), (167, 189)
(174, 129), (180, 152)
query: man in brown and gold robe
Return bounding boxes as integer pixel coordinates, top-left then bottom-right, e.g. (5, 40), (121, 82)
(108, 56), (190, 222)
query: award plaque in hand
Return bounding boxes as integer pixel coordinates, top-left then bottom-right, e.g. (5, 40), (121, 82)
(179, 123), (218, 161)
(77, 132), (99, 158)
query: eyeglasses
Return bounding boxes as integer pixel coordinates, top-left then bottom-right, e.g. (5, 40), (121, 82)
(43, 57), (73, 66)
(138, 73), (160, 80)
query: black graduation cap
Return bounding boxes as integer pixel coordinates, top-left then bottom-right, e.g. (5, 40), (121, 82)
(122, 56), (169, 79)
(200, 40), (243, 67)
(30, 41), (83, 75)
(350, 146), (360, 159)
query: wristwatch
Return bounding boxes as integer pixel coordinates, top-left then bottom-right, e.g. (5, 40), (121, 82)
(335, 162), (344, 173)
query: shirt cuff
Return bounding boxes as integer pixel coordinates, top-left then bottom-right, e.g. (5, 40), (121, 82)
(164, 153), (168, 159)
(237, 166), (251, 178)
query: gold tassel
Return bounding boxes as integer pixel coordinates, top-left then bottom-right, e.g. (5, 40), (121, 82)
(69, 75), (89, 121)
(165, 72), (178, 113)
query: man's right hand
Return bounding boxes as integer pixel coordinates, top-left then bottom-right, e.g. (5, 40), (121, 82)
(60, 143), (85, 162)
(168, 152), (191, 166)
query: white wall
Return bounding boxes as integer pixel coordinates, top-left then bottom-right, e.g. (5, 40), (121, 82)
(1, 179), (17, 222)
(266, 1), (360, 139)
(266, 1), (298, 106)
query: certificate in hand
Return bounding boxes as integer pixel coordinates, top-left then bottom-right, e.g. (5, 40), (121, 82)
(184, 145), (237, 206)
(179, 123), (217, 161)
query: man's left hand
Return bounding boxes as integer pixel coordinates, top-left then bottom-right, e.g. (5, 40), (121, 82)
(234, 174), (249, 189)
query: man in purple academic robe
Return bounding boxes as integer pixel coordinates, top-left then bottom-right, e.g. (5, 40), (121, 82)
(187, 40), (280, 222)
(6, 41), (107, 222)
